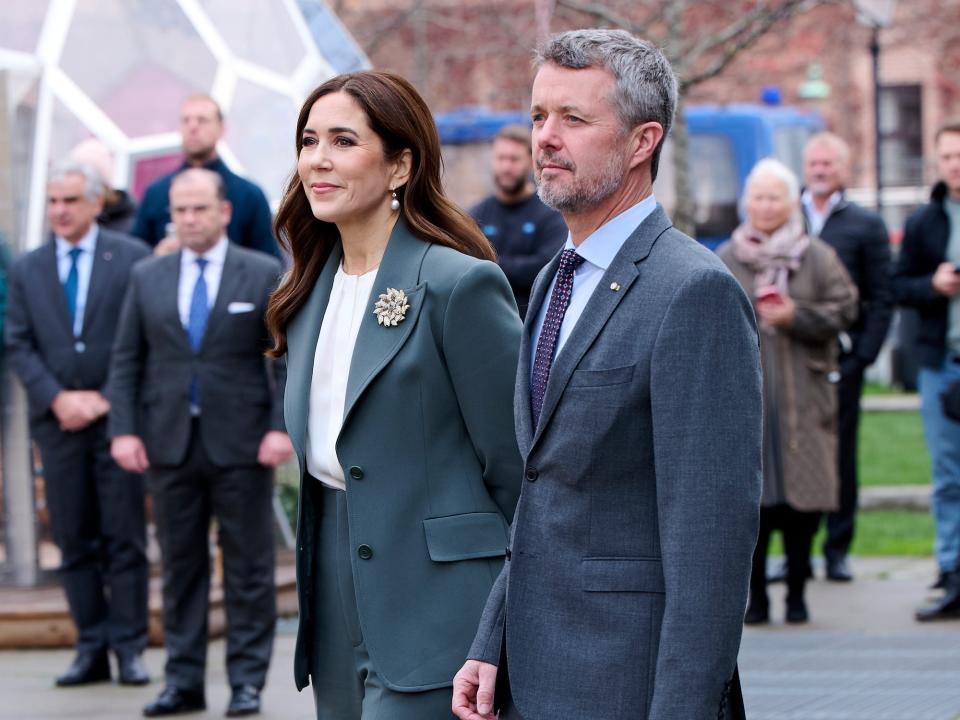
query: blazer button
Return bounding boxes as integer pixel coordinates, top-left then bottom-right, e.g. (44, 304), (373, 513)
(349, 466), (364, 480)
(357, 544), (373, 560)
(74, 341), (86, 353)
(525, 467), (539, 482)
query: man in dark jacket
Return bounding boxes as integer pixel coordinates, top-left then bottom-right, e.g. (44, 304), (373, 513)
(5, 161), (152, 686)
(470, 124), (567, 318)
(893, 119), (960, 621)
(131, 94), (279, 258)
(801, 132), (893, 582)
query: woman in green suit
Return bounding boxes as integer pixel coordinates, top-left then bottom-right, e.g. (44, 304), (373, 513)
(266, 71), (523, 719)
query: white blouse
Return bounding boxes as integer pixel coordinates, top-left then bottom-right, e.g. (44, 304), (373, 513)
(305, 263), (378, 490)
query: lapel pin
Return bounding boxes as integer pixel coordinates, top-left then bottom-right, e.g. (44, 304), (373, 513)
(610, 282), (621, 292)
(373, 287), (410, 327)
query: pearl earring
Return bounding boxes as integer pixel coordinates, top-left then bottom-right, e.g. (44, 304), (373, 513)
(390, 191), (400, 211)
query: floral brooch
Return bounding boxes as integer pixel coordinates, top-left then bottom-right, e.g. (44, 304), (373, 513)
(373, 287), (410, 327)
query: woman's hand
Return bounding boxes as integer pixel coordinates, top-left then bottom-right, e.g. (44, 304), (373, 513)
(756, 294), (796, 328)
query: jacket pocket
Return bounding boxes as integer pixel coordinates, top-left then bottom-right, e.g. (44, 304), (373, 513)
(581, 557), (665, 593)
(422, 512), (508, 562)
(568, 364), (635, 388)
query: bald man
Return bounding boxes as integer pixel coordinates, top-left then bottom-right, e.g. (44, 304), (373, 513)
(109, 169), (291, 716)
(801, 132), (893, 582)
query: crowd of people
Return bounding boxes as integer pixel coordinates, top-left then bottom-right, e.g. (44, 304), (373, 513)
(1, 22), (959, 720)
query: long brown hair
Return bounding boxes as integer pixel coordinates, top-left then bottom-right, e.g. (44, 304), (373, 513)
(266, 71), (495, 357)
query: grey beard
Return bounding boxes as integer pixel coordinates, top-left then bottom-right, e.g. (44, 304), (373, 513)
(536, 150), (626, 213)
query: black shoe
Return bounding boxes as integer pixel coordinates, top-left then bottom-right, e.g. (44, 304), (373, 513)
(931, 571), (947, 590)
(744, 601), (769, 625)
(55, 650), (111, 686)
(825, 555), (854, 582)
(117, 652), (150, 686)
(226, 684), (261, 717)
(916, 573), (960, 622)
(143, 686), (206, 717)
(786, 597), (809, 624)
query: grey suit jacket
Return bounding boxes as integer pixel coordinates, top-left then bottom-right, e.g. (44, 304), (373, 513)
(4, 228), (150, 424)
(107, 244), (285, 467)
(285, 220), (523, 692)
(469, 206), (762, 719)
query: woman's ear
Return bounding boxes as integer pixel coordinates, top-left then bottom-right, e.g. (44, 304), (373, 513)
(391, 149), (413, 189)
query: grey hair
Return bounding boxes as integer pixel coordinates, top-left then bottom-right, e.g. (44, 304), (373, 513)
(535, 29), (678, 180)
(48, 160), (106, 200)
(744, 157), (800, 202)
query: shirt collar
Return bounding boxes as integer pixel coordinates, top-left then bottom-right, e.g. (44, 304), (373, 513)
(182, 235), (229, 268)
(565, 194), (658, 270)
(55, 224), (99, 257)
(801, 189), (842, 217)
(179, 155), (226, 174)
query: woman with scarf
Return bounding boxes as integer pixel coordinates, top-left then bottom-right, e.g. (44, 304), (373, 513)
(719, 158), (858, 624)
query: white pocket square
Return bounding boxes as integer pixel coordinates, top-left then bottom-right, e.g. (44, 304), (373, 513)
(227, 302), (256, 314)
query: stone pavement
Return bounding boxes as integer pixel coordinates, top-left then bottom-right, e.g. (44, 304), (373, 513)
(0, 558), (957, 719)
(740, 556), (960, 719)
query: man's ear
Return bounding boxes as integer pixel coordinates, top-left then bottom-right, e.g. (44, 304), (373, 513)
(626, 122), (665, 171)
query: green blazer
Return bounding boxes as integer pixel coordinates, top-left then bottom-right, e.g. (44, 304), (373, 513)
(287, 219), (523, 692)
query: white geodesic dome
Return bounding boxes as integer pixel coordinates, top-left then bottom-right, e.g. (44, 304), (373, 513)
(0, 0), (369, 251)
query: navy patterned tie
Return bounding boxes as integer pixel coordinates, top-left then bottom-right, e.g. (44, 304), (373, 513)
(531, 249), (585, 428)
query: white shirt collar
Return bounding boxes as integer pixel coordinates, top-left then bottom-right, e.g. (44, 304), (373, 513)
(55, 224), (98, 256)
(801, 189), (842, 217)
(181, 235), (229, 268)
(564, 194), (658, 270)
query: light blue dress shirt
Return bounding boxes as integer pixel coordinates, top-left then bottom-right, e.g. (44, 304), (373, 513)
(530, 195), (657, 374)
(55, 226), (98, 338)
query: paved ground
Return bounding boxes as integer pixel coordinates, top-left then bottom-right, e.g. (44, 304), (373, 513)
(0, 557), (957, 719)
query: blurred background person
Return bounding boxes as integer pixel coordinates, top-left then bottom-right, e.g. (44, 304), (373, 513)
(470, 123), (566, 318)
(4, 161), (151, 687)
(131, 95), (280, 259)
(70, 138), (138, 236)
(110, 168), (290, 716)
(719, 158), (858, 625)
(265, 71), (522, 719)
(893, 119), (960, 622)
(800, 132), (893, 582)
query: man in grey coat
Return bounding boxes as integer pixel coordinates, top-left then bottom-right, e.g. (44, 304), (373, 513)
(453, 30), (762, 720)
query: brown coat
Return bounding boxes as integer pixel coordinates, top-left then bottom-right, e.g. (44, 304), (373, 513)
(719, 236), (858, 512)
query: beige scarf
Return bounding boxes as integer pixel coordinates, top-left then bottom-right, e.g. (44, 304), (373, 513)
(729, 211), (810, 297)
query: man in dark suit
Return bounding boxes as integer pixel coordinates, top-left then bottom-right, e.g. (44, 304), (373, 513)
(5, 161), (151, 687)
(453, 29), (761, 720)
(801, 132), (893, 582)
(130, 94), (279, 258)
(109, 169), (292, 716)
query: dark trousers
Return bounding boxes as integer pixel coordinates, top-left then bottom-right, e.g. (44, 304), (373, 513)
(751, 504), (821, 605)
(823, 365), (864, 560)
(148, 421), (276, 691)
(33, 417), (148, 657)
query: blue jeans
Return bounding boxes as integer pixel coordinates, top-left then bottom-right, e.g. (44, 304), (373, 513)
(918, 358), (960, 572)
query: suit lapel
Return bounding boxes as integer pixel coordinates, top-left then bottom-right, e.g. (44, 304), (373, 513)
(38, 241), (73, 337)
(515, 251), (561, 457)
(200, 244), (246, 350)
(531, 206), (673, 448)
(340, 219), (428, 431)
(81, 230), (112, 336)
(285, 244), (342, 463)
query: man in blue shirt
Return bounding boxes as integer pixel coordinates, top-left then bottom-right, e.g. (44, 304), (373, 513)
(131, 95), (280, 258)
(5, 162), (152, 687)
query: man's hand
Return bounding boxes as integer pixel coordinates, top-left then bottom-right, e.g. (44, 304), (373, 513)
(154, 235), (181, 256)
(257, 431), (294, 468)
(756, 295), (796, 328)
(111, 434), (150, 473)
(51, 390), (110, 432)
(452, 660), (498, 720)
(932, 262), (960, 297)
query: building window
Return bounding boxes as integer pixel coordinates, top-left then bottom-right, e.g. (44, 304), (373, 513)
(879, 84), (923, 186)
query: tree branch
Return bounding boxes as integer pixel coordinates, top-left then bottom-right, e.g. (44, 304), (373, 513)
(554, 0), (656, 36)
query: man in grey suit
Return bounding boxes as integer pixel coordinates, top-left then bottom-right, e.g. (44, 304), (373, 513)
(453, 30), (762, 720)
(108, 169), (291, 717)
(5, 161), (151, 687)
